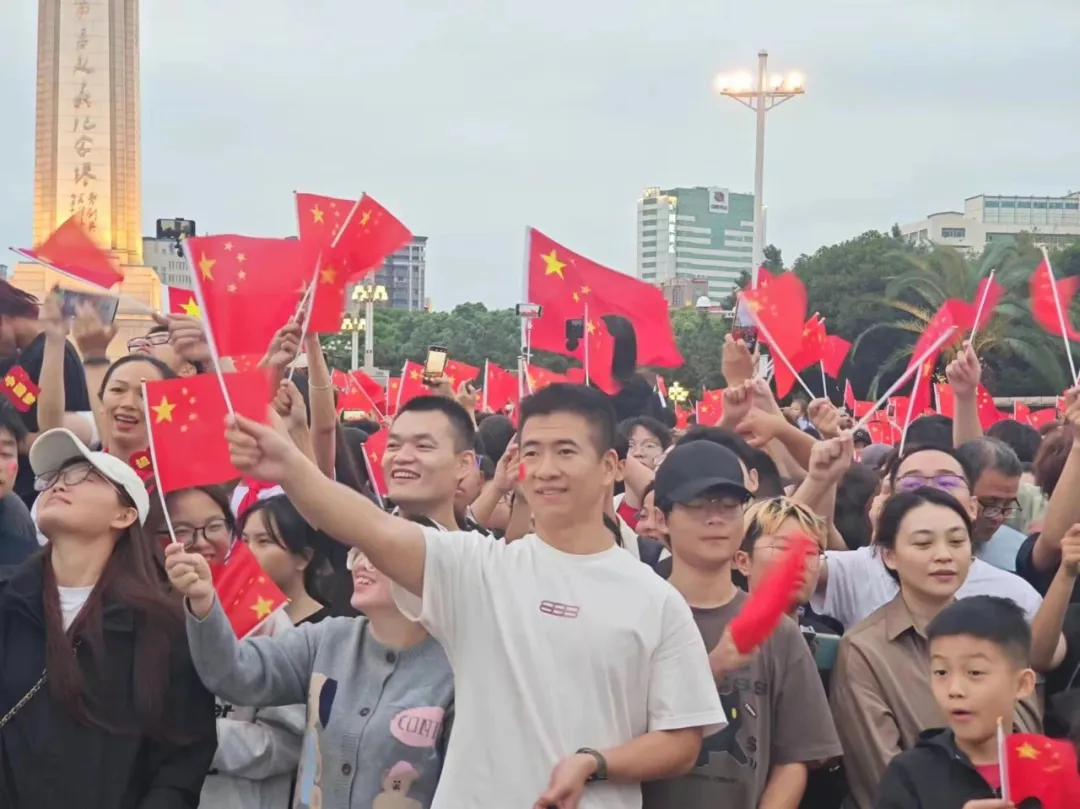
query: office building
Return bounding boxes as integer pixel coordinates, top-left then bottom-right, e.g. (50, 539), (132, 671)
(369, 235), (427, 310)
(900, 193), (1080, 252)
(143, 236), (191, 288)
(658, 277), (710, 309)
(636, 186), (754, 302)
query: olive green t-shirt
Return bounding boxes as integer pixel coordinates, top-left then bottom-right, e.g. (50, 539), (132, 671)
(642, 591), (843, 809)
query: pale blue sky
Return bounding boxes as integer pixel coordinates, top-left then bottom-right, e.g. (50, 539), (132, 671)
(1, 0), (1078, 308)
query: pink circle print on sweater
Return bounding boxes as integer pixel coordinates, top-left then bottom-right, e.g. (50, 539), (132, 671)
(390, 706), (446, 748)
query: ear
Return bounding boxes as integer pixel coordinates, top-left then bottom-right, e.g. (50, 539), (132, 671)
(615, 458), (626, 482)
(457, 450), (476, 482)
(746, 468), (759, 495)
(1017, 667), (1037, 701)
(881, 546), (898, 574)
(295, 547), (313, 573)
(965, 497), (978, 522)
(734, 549), (753, 579)
(110, 506), (138, 532)
(601, 448), (619, 487)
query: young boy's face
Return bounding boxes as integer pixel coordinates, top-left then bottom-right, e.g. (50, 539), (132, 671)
(929, 633), (1035, 751)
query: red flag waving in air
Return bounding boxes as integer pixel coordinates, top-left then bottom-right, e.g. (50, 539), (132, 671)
(822, 335), (852, 378)
(526, 229), (682, 368)
(184, 235), (312, 358)
(740, 271), (808, 398)
(1005, 733), (1080, 809)
(1030, 255), (1080, 341)
(524, 364), (570, 394)
(210, 541), (288, 639)
(13, 216), (123, 290)
(160, 286), (201, 318)
(482, 362), (519, 412)
(564, 318), (619, 394)
(296, 192), (412, 284)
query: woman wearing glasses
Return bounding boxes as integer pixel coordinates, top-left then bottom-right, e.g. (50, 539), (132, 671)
(829, 487), (1042, 809)
(127, 326), (201, 378)
(0, 428), (217, 809)
(163, 485), (304, 809)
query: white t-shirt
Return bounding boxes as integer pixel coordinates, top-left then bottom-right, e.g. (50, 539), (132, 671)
(392, 528), (725, 809)
(811, 545), (1044, 630)
(58, 585), (94, 630)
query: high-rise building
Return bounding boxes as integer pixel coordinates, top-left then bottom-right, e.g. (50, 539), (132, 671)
(900, 193), (1080, 252)
(636, 186), (755, 303)
(143, 237), (191, 288)
(11, 0), (160, 353)
(369, 236), (427, 310)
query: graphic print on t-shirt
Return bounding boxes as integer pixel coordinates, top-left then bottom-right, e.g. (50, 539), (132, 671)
(696, 683), (764, 770)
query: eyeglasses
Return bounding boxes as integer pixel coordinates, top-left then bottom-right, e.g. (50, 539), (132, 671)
(756, 543), (826, 565)
(161, 519), (231, 548)
(679, 496), (746, 520)
(895, 473), (969, 495)
(127, 332), (169, 352)
(977, 499), (1021, 520)
(629, 440), (663, 454)
(35, 462), (101, 492)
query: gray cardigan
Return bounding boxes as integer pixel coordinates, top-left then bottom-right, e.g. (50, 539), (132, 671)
(187, 600), (453, 809)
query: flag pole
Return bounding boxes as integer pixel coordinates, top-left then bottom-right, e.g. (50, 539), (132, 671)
(583, 303), (590, 386)
(854, 327), (958, 433)
(897, 362), (924, 455)
(180, 240), (237, 416)
(287, 254), (321, 384)
(482, 360), (490, 411)
(140, 382), (178, 546)
(968, 270), (995, 344)
(820, 364), (828, 400)
(1042, 247), (1079, 383)
(519, 226), (532, 401)
(10, 248), (155, 315)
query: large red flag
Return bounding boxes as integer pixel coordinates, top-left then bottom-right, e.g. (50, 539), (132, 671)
(482, 362), (519, 412)
(296, 192), (412, 284)
(184, 235), (312, 358)
(1030, 256), (1080, 341)
(822, 335), (852, 378)
(210, 541), (288, 639)
(741, 272), (808, 398)
(1005, 733), (1080, 809)
(14, 216), (123, 289)
(395, 361), (428, 411)
(790, 315), (827, 373)
(144, 370), (269, 493)
(526, 229), (681, 367)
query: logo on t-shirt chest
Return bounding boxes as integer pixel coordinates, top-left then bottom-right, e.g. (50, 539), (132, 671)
(539, 600), (580, 619)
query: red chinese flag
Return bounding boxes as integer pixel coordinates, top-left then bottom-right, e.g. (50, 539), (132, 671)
(934, 383), (955, 418)
(15, 216), (123, 290)
(969, 276), (1005, 334)
(1030, 257), (1080, 341)
(297, 192), (412, 284)
(1014, 402), (1032, 426)
(741, 272), (808, 398)
(337, 383), (381, 417)
(1006, 733), (1080, 809)
(975, 384), (1004, 429)
(395, 361), (428, 411)
(675, 405), (691, 430)
(524, 363), (570, 394)
(482, 362), (519, 412)
(697, 389), (725, 427)
(843, 380), (856, 411)
(890, 397), (910, 424)
(1029, 408), (1059, 430)
(304, 262), (348, 334)
(822, 335), (852, 378)
(185, 234), (313, 358)
(161, 286), (201, 318)
(361, 428), (389, 500)
(790, 315), (827, 372)
(145, 370), (269, 493)
(729, 532), (815, 653)
(526, 228), (682, 368)
(565, 318), (619, 394)
(385, 377), (401, 414)
(905, 301), (965, 383)
(444, 359), (480, 389)
(346, 369), (387, 407)
(867, 420), (902, 445)
(2, 366), (40, 414)
(210, 541), (288, 639)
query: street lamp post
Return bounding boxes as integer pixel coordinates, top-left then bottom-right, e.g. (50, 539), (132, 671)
(715, 51), (805, 286)
(340, 314), (366, 370)
(347, 280), (388, 371)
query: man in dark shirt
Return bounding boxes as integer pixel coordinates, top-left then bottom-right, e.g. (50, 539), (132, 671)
(0, 281), (91, 506)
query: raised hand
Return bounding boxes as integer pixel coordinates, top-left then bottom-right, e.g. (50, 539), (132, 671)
(154, 312), (211, 363)
(808, 397), (841, 438)
(808, 432), (855, 485)
(719, 380), (754, 429)
(945, 341), (981, 399)
(272, 379), (309, 436)
(225, 410), (302, 484)
(164, 543), (215, 618)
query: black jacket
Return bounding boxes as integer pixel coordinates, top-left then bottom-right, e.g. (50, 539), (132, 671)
(0, 557), (218, 808)
(0, 495), (40, 568)
(874, 729), (998, 809)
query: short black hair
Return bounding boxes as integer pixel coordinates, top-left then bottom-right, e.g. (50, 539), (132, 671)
(927, 595), (1031, 668)
(0, 398), (28, 445)
(987, 420), (1041, 465)
(477, 414), (515, 462)
(956, 436), (1023, 484)
(619, 416), (672, 450)
(613, 432), (629, 462)
(519, 383), (617, 455)
(394, 395), (477, 453)
(890, 443), (975, 488)
(875, 487), (973, 582)
(905, 414), (954, 451)
(99, 354), (176, 399)
(0, 280), (40, 319)
(677, 425), (783, 497)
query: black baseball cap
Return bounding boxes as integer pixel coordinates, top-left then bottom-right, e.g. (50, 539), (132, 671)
(654, 441), (752, 508)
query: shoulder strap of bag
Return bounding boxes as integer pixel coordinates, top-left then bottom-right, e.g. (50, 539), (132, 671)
(0, 670), (47, 730)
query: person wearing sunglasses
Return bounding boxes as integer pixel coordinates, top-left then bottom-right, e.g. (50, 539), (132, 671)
(810, 445), (1049, 639)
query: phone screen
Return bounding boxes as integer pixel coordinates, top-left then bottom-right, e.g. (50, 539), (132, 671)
(424, 346), (449, 378)
(732, 299), (759, 352)
(57, 288), (119, 324)
(340, 409), (368, 421)
(810, 633), (841, 671)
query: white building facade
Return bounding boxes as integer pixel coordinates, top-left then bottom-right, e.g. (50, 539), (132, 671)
(901, 193), (1080, 253)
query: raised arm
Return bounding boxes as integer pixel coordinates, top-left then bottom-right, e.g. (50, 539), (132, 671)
(225, 411), (427, 595)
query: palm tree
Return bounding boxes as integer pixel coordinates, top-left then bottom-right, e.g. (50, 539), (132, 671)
(852, 241), (1070, 396)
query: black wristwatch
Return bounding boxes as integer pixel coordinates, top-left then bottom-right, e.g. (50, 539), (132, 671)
(576, 747), (608, 782)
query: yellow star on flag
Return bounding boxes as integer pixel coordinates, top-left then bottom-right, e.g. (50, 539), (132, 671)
(228, 284), (237, 293)
(587, 320), (597, 335)
(198, 253), (216, 280)
(237, 253), (246, 264)
(359, 210), (372, 227)
(581, 285), (591, 295)
(320, 267), (337, 284)
(224, 242), (233, 251)
(572, 292), (580, 303)
(311, 205), (325, 224)
(1016, 743), (1039, 759)
(541, 250), (566, 280)
(250, 596), (275, 620)
(180, 299), (201, 318)
(152, 397), (176, 423)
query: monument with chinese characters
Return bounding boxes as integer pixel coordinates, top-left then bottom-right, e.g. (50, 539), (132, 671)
(10, 0), (161, 355)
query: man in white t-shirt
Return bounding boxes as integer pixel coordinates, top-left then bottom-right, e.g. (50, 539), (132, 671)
(225, 382), (726, 809)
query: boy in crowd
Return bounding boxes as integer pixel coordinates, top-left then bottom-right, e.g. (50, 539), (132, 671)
(643, 440), (841, 809)
(873, 596), (1037, 808)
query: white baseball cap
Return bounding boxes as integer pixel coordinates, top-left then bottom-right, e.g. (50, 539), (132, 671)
(29, 428), (151, 525)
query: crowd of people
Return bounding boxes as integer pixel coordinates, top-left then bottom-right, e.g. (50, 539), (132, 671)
(1, 275), (1079, 809)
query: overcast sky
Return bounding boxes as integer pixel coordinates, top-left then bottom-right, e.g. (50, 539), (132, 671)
(1, 0), (1078, 309)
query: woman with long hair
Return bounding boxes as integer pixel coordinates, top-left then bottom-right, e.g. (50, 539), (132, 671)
(166, 542), (454, 809)
(161, 485), (304, 809)
(239, 495), (331, 625)
(0, 428), (216, 808)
